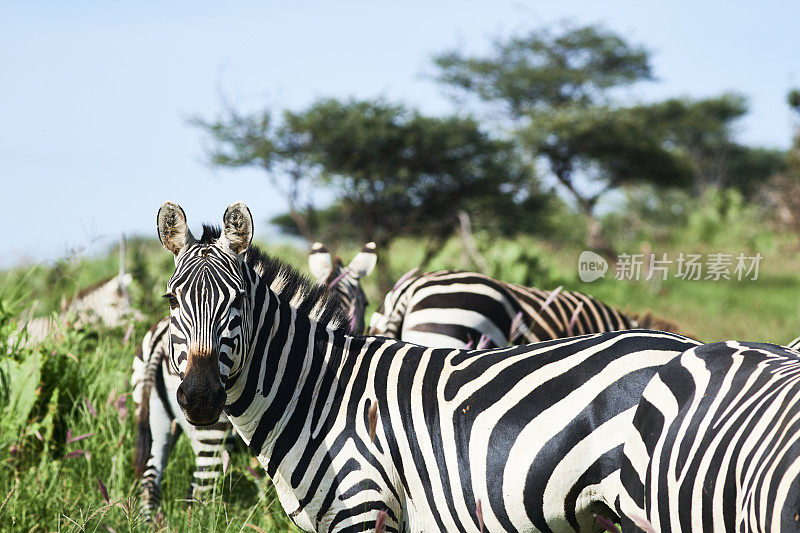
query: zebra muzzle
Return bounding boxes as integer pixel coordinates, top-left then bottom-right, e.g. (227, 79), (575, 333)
(176, 362), (226, 426)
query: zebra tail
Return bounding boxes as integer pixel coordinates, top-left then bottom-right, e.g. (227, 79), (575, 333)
(133, 387), (152, 477)
(133, 339), (155, 478)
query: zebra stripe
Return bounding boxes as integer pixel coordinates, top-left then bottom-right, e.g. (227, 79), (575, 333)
(618, 341), (800, 532)
(131, 240), (374, 514)
(308, 241), (376, 335)
(158, 201), (702, 532)
(368, 270), (686, 349)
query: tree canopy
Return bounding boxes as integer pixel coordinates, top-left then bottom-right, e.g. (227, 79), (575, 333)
(194, 98), (545, 284)
(435, 24), (652, 115)
(193, 22), (788, 261)
(433, 24), (774, 251)
(283, 99), (535, 248)
(191, 108), (316, 239)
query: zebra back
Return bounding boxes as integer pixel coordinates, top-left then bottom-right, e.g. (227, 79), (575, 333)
(14, 273), (142, 348)
(368, 270), (681, 348)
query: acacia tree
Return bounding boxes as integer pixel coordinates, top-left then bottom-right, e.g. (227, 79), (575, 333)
(634, 94), (785, 194)
(195, 98), (541, 288)
(283, 98), (536, 287)
(192, 109), (317, 240)
(433, 24), (769, 252)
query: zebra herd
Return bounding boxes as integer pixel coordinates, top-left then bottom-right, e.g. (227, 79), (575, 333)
(41, 199), (800, 532)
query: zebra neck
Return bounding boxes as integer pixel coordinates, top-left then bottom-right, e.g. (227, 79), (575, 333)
(224, 289), (352, 474)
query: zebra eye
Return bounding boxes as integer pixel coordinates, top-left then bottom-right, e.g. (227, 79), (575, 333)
(163, 293), (179, 310)
(231, 291), (245, 309)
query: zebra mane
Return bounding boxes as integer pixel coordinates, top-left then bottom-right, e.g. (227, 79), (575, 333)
(198, 225), (353, 335)
(199, 224), (221, 244)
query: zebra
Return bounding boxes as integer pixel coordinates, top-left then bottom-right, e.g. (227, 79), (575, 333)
(155, 200), (702, 532)
(13, 272), (142, 349)
(618, 341), (800, 532)
(308, 241), (377, 334)
(13, 236), (142, 348)
(131, 241), (376, 514)
(368, 269), (687, 349)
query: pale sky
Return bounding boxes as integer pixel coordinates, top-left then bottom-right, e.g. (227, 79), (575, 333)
(1, 0), (798, 267)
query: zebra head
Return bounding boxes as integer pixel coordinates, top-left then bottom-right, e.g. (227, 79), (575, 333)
(157, 201), (253, 426)
(308, 242), (376, 333)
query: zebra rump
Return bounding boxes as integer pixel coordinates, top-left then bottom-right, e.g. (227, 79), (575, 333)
(619, 341), (800, 532)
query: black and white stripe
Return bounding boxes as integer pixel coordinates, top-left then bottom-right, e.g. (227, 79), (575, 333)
(619, 341), (800, 532)
(368, 269), (685, 349)
(131, 239), (375, 514)
(132, 317), (237, 512)
(308, 241), (376, 334)
(158, 201), (703, 532)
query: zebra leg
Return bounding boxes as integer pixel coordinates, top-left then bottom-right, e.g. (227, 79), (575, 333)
(186, 418), (234, 502)
(140, 389), (181, 516)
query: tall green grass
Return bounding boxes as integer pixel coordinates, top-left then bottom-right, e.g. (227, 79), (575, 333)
(0, 260), (301, 531)
(0, 321), (301, 532)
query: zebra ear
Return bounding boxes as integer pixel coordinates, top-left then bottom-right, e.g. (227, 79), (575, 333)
(157, 201), (196, 256)
(347, 242), (377, 279)
(220, 202), (253, 256)
(308, 242), (333, 282)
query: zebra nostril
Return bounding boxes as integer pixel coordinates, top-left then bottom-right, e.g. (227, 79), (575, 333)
(176, 384), (188, 409)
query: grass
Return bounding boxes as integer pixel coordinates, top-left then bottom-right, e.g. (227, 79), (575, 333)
(1, 214), (799, 531)
(0, 319), (300, 532)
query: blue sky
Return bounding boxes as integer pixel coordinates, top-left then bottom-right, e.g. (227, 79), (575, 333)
(1, 0), (798, 267)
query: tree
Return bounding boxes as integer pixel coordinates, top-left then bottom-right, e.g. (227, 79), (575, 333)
(435, 24), (652, 115)
(191, 108), (316, 240)
(282, 98), (537, 287)
(517, 104), (694, 251)
(632, 94), (783, 194)
(762, 90), (800, 242)
(433, 24), (764, 252)
(788, 89), (800, 172)
(789, 90), (800, 115)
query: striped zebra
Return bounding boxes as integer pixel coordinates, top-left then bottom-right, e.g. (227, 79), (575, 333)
(155, 200), (701, 532)
(368, 269), (686, 349)
(618, 341), (800, 532)
(131, 241), (376, 514)
(13, 235), (142, 349)
(13, 272), (142, 349)
(308, 241), (377, 334)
